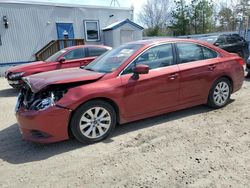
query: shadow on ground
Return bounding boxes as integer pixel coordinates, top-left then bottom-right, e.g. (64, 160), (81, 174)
(0, 104), (219, 165)
(0, 88), (19, 97)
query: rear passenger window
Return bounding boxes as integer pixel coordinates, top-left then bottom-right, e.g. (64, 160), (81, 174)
(226, 36), (238, 44)
(177, 43), (218, 64)
(202, 47), (218, 59)
(88, 47), (108, 57)
(176, 43), (203, 63)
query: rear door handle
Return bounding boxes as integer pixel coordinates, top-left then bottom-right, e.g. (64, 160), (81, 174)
(208, 64), (216, 70)
(168, 73), (178, 80)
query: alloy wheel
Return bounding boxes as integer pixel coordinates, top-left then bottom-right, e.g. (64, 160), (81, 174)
(213, 81), (230, 106)
(79, 107), (111, 139)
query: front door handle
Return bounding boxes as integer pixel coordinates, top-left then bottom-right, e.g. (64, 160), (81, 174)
(208, 64), (216, 70)
(168, 73), (178, 80)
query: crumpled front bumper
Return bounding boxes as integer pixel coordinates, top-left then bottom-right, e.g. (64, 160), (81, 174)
(16, 105), (71, 143)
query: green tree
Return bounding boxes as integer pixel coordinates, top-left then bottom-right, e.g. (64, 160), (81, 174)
(191, 0), (214, 34)
(171, 0), (191, 36)
(218, 6), (237, 31)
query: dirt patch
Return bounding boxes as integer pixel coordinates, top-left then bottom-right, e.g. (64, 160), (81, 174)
(0, 77), (250, 187)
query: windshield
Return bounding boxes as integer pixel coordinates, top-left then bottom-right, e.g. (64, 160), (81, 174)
(45, 49), (66, 62)
(83, 44), (143, 73)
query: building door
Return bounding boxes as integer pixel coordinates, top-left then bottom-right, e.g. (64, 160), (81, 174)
(56, 23), (74, 49)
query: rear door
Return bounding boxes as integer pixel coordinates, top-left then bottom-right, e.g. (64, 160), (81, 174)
(176, 42), (219, 104)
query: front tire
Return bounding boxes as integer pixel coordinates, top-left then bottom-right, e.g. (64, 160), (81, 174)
(207, 78), (231, 108)
(70, 100), (116, 143)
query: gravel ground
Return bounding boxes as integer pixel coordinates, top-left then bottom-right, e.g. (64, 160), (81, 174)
(0, 77), (249, 188)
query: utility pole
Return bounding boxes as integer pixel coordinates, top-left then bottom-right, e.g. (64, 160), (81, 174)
(110, 0), (120, 7)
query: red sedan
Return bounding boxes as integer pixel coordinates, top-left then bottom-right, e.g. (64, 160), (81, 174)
(5, 45), (111, 89)
(15, 39), (244, 143)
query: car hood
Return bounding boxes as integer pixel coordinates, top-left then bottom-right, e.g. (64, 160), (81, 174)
(22, 68), (105, 93)
(7, 61), (47, 73)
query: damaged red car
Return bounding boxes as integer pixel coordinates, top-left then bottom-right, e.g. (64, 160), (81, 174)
(5, 45), (111, 89)
(15, 39), (244, 144)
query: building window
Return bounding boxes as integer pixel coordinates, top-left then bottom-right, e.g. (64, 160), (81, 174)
(84, 20), (100, 41)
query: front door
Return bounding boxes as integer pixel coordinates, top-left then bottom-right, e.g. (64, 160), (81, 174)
(120, 43), (180, 118)
(56, 48), (86, 69)
(56, 23), (74, 49)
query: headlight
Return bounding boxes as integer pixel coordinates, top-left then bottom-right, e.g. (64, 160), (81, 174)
(9, 72), (25, 79)
(26, 90), (66, 111)
(30, 92), (55, 111)
(36, 97), (55, 111)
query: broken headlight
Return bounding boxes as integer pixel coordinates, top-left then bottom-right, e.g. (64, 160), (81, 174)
(9, 72), (25, 79)
(19, 88), (67, 111)
(31, 93), (55, 111)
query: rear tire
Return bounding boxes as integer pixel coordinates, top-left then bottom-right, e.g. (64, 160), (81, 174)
(70, 100), (116, 143)
(207, 78), (231, 109)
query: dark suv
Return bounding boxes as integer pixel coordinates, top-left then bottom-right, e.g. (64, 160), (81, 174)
(246, 57), (250, 77)
(199, 34), (249, 61)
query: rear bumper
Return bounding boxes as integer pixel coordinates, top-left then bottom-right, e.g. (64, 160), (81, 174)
(233, 66), (244, 93)
(16, 106), (71, 143)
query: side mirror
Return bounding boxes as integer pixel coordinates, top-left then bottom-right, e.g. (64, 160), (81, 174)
(58, 57), (66, 63)
(132, 64), (149, 79)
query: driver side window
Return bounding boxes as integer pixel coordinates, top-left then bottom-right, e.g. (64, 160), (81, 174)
(64, 48), (86, 60)
(122, 44), (174, 75)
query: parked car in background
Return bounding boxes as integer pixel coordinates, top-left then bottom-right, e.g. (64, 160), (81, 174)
(5, 45), (111, 89)
(16, 38), (244, 144)
(199, 34), (249, 61)
(246, 56), (250, 77)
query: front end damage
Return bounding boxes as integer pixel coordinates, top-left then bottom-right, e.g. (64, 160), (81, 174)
(15, 69), (105, 143)
(15, 84), (72, 143)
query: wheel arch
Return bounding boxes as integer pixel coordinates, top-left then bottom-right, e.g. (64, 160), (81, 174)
(219, 75), (234, 92)
(207, 75), (234, 103)
(210, 75), (234, 94)
(67, 97), (120, 138)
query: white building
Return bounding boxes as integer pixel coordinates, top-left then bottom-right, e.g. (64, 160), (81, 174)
(103, 19), (143, 48)
(0, 0), (138, 67)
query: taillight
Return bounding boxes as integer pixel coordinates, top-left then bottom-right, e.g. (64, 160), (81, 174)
(236, 58), (245, 66)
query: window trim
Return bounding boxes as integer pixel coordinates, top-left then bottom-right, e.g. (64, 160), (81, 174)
(84, 20), (100, 42)
(119, 42), (177, 76)
(174, 42), (219, 65)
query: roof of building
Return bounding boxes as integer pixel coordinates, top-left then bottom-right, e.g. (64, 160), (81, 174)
(0, 0), (132, 10)
(102, 19), (144, 31)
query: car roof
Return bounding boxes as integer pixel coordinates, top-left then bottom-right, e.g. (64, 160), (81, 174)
(127, 38), (217, 47)
(63, 45), (112, 51)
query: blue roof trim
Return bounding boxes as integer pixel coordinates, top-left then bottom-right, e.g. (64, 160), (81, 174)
(0, 61), (34, 67)
(102, 19), (144, 31)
